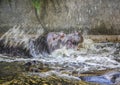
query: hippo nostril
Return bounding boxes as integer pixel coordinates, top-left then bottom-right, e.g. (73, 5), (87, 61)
(53, 38), (55, 40)
(72, 41), (79, 45)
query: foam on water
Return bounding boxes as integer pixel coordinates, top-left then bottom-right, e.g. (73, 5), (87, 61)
(0, 25), (44, 49)
(30, 71), (81, 80)
(0, 40), (119, 73)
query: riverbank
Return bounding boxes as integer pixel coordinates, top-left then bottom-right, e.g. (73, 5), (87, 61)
(0, 61), (92, 85)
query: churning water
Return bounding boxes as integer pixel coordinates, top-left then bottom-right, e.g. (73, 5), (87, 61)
(0, 26), (120, 79)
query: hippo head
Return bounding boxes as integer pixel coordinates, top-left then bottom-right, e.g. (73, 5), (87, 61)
(46, 31), (83, 52)
(65, 31), (83, 49)
(47, 32), (66, 52)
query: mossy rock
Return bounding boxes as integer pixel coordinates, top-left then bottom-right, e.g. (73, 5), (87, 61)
(0, 61), (25, 83)
(0, 61), (102, 85)
(1, 74), (90, 85)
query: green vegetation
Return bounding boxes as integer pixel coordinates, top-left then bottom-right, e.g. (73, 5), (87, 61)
(31, 0), (48, 33)
(31, 0), (41, 15)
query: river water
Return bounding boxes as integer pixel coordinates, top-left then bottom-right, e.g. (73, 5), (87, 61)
(0, 26), (120, 83)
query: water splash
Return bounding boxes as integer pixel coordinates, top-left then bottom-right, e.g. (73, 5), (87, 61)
(0, 25), (44, 57)
(0, 25), (44, 49)
(0, 40), (119, 73)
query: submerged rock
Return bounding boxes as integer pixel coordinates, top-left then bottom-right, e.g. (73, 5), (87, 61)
(80, 71), (120, 84)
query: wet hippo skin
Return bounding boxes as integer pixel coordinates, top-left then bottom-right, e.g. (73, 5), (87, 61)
(33, 31), (83, 55)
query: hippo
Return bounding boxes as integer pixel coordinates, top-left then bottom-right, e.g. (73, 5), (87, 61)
(80, 71), (120, 85)
(32, 31), (83, 56)
(0, 31), (83, 57)
(48, 31), (83, 50)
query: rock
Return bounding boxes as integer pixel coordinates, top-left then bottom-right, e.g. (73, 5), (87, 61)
(80, 71), (120, 84)
(1, 0), (120, 35)
(0, 61), (25, 83)
(24, 61), (51, 72)
(0, 61), (89, 85)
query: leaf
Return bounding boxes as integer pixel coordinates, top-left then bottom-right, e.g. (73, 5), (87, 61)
(31, 0), (41, 14)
